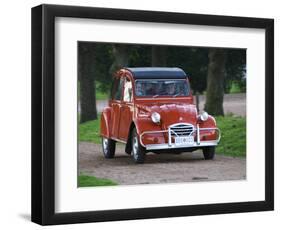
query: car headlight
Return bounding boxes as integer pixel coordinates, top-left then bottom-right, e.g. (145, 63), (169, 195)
(151, 112), (161, 124)
(199, 111), (209, 121)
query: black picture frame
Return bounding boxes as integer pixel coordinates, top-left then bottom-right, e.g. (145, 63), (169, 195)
(31, 4), (274, 225)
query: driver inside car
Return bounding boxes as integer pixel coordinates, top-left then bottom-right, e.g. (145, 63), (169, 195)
(166, 82), (176, 95)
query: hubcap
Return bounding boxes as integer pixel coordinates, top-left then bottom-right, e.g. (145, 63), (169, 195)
(103, 138), (108, 153)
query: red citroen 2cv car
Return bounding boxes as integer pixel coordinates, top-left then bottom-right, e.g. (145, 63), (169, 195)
(100, 67), (220, 163)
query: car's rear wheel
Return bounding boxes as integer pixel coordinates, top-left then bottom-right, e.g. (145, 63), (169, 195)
(202, 146), (215, 160)
(131, 128), (146, 163)
(102, 137), (116, 158)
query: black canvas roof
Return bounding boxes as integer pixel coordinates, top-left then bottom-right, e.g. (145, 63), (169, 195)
(125, 67), (187, 79)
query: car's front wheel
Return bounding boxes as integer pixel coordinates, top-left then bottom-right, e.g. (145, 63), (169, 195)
(102, 137), (116, 158)
(202, 146), (215, 160)
(131, 128), (146, 163)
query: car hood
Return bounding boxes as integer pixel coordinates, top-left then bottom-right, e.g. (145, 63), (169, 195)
(137, 102), (198, 129)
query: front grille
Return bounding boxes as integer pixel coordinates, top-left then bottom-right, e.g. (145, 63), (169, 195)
(169, 123), (194, 137)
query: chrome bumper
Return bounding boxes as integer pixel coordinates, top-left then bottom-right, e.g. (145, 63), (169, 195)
(139, 125), (221, 151)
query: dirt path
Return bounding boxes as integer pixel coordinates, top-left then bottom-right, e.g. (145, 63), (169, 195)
(196, 93), (246, 117)
(79, 142), (246, 185)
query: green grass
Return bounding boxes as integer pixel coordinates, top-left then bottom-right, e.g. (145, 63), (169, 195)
(79, 115), (101, 144)
(229, 82), (242, 94)
(78, 81), (109, 100)
(79, 114), (246, 157)
(78, 175), (118, 187)
(215, 115), (246, 157)
(95, 81), (110, 100)
(95, 90), (108, 100)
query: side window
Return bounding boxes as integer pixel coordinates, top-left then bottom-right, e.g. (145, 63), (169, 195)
(123, 78), (132, 102)
(113, 77), (124, 101)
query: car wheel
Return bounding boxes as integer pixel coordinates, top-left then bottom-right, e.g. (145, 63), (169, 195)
(102, 137), (116, 158)
(202, 146), (215, 160)
(131, 128), (146, 163)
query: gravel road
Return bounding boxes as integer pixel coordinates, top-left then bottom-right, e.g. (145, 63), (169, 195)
(79, 142), (246, 185)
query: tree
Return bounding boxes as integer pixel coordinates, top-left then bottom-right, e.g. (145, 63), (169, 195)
(129, 45), (151, 67)
(204, 49), (226, 116)
(78, 42), (98, 123)
(224, 49), (246, 93)
(166, 47), (209, 111)
(109, 44), (130, 74)
(152, 46), (167, 66)
(93, 44), (114, 93)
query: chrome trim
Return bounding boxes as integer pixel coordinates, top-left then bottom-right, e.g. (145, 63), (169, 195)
(140, 130), (168, 147)
(169, 123), (194, 133)
(200, 127), (221, 143)
(197, 124), (200, 145)
(168, 123), (194, 146)
(139, 125), (221, 150)
(145, 141), (218, 150)
(168, 127), (171, 146)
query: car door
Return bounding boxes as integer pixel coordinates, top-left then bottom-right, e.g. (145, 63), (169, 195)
(118, 76), (134, 141)
(110, 76), (124, 139)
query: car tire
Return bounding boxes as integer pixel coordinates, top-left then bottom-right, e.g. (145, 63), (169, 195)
(131, 128), (146, 163)
(203, 146), (215, 160)
(102, 137), (116, 158)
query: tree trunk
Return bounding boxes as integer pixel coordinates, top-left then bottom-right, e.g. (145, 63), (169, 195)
(110, 44), (130, 75)
(79, 43), (98, 123)
(152, 46), (167, 66)
(204, 49), (226, 116)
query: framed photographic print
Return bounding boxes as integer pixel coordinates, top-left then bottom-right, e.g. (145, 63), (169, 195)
(31, 4), (274, 225)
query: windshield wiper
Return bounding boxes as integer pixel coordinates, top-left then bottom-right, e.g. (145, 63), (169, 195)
(153, 94), (159, 98)
(173, 93), (181, 97)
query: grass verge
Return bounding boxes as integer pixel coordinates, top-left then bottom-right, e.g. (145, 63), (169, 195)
(79, 115), (101, 144)
(215, 115), (246, 157)
(78, 174), (118, 187)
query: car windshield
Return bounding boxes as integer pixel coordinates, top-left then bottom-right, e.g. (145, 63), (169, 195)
(135, 79), (189, 97)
